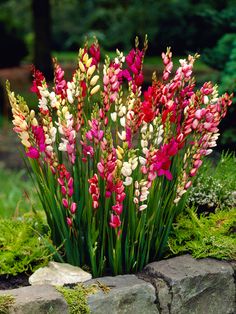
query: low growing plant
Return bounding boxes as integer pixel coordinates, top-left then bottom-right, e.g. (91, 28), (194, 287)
(0, 215), (52, 275)
(0, 295), (14, 314)
(6, 37), (233, 276)
(57, 284), (98, 314)
(187, 152), (236, 214)
(168, 207), (236, 260)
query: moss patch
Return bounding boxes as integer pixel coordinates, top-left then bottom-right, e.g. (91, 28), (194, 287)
(0, 295), (14, 314)
(57, 284), (98, 314)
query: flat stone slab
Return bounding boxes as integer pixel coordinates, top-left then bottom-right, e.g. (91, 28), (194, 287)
(29, 261), (92, 286)
(0, 285), (68, 314)
(86, 274), (158, 314)
(143, 254), (235, 314)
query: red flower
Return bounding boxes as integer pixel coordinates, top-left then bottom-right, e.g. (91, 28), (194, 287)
(31, 66), (45, 99)
(89, 43), (100, 66)
(109, 214), (121, 229)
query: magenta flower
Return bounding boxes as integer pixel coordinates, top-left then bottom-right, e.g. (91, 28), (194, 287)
(26, 147), (39, 159)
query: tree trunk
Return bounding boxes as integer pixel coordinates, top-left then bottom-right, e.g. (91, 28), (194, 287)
(32, 0), (53, 80)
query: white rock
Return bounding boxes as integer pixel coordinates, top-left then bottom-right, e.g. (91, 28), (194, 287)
(29, 261), (92, 286)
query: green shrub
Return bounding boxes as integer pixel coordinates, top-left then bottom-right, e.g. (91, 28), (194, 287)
(0, 215), (52, 275)
(187, 152), (236, 213)
(202, 33), (236, 71)
(168, 207), (236, 260)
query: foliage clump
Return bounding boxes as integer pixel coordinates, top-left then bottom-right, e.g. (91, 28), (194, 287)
(0, 295), (14, 314)
(188, 152), (236, 214)
(0, 215), (52, 276)
(168, 207), (236, 260)
(57, 284), (98, 314)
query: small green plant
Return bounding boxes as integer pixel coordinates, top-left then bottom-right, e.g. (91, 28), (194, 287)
(188, 152), (236, 213)
(0, 295), (14, 314)
(0, 215), (52, 275)
(168, 207), (236, 260)
(57, 284), (98, 314)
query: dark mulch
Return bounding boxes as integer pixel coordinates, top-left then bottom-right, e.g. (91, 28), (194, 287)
(0, 273), (30, 290)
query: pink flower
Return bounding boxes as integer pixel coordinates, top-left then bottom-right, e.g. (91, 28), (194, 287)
(54, 61), (67, 98)
(109, 214), (121, 229)
(112, 203), (123, 215)
(70, 202), (77, 214)
(26, 147), (39, 159)
(66, 217), (72, 227)
(62, 198), (69, 208)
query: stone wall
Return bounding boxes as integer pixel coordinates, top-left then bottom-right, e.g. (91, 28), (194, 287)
(0, 255), (235, 314)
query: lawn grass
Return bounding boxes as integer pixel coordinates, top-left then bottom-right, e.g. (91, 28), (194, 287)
(0, 166), (41, 218)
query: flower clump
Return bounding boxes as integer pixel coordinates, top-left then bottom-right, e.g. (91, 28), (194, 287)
(7, 37), (233, 276)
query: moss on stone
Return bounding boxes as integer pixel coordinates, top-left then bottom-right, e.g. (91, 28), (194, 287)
(0, 295), (14, 314)
(57, 284), (98, 314)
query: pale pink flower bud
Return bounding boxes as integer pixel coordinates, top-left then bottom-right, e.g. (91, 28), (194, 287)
(67, 217), (72, 227)
(62, 198), (69, 208)
(139, 204), (147, 211)
(103, 75), (109, 85)
(195, 109), (202, 120)
(192, 119), (199, 129)
(190, 168), (197, 177)
(193, 159), (202, 168)
(185, 181), (192, 190)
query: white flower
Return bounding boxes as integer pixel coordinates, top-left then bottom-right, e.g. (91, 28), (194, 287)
(139, 157), (147, 165)
(67, 90), (74, 104)
(118, 130), (126, 141)
(141, 123), (147, 134)
(121, 162), (132, 177)
(123, 176), (133, 186)
(203, 95), (209, 105)
(149, 124), (154, 133)
(59, 139), (68, 151)
(141, 139), (148, 148)
(120, 116), (126, 127)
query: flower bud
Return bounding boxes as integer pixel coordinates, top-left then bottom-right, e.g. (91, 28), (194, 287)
(86, 57), (93, 68)
(87, 65), (96, 78)
(90, 85), (100, 96)
(139, 204), (147, 211)
(90, 75), (99, 86)
(79, 61), (85, 73)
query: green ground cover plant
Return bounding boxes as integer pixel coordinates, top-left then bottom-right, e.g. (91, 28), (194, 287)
(0, 215), (52, 276)
(168, 207), (236, 260)
(188, 152), (236, 213)
(0, 295), (14, 314)
(57, 284), (98, 314)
